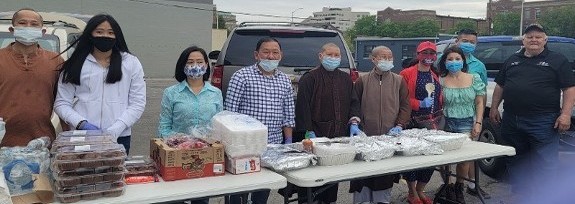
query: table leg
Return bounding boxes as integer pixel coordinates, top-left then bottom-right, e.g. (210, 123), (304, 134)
(474, 160), (486, 204)
(307, 187), (313, 204)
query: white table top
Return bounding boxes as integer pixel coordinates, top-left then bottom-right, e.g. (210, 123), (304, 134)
(280, 141), (516, 187)
(67, 169), (286, 204)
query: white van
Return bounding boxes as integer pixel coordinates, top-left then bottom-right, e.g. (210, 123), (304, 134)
(0, 12), (86, 134)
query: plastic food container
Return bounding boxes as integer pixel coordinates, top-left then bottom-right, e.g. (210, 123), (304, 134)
(52, 144), (126, 160)
(53, 135), (116, 147)
(52, 156), (125, 171)
(124, 169), (158, 184)
(54, 170), (126, 187)
(58, 130), (113, 137)
(125, 155), (155, 172)
(56, 188), (124, 203)
(54, 180), (125, 194)
(53, 166), (125, 178)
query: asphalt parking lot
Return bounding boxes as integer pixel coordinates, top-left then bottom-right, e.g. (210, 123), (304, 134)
(131, 78), (516, 204)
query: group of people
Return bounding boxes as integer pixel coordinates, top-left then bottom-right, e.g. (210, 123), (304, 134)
(0, 7), (572, 204)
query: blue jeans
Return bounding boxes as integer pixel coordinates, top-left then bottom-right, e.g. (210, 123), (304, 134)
(500, 112), (560, 196)
(445, 117), (473, 133)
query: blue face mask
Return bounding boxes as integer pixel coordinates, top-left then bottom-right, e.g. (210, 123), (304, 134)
(459, 42), (476, 55)
(259, 59), (280, 72)
(377, 60), (394, 72)
(321, 57), (341, 71)
(446, 60), (464, 73)
(184, 64), (206, 79)
(13, 27), (43, 46)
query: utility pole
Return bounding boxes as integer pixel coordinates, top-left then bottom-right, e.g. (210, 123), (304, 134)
(519, 0), (525, 35)
(291, 8), (303, 24)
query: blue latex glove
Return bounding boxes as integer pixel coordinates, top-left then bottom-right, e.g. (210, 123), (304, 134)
(350, 124), (360, 137)
(419, 97), (434, 108)
(306, 131), (317, 139)
(388, 126), (403, 136)
(284, 136), (293, 144)
(80, 121), (100, 130)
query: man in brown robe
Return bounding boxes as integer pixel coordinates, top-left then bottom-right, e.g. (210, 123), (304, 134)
(0, 8), (63, 146)
(295, 43), (360, 203)
(349, 46), (411, 204)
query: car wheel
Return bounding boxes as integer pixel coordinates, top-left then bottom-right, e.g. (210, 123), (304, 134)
(478, 119), (508, 180)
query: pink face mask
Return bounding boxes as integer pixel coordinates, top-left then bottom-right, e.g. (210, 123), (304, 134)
(417, 53), (437, 66)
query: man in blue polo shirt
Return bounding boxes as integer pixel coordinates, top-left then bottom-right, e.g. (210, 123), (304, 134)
(454, 28), (490, 199)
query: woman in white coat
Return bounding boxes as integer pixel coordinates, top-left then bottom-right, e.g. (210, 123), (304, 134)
(54, 14), (146, 154)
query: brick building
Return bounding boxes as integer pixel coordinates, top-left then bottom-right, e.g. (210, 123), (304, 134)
(487, 0), (575, 33)
(377, 7), (489, 34)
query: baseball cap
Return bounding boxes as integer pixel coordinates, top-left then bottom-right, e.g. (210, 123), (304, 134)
(417, 41), (437, 53)
(523, 24), (546, 34)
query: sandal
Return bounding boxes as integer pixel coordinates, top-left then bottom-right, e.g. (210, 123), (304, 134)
(407, 195), (424, 204)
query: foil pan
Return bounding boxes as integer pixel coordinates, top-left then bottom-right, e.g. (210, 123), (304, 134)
(261, 144), (317, 172)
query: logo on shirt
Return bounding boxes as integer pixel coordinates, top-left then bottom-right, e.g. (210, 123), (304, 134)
(537, 61), (550, 67)
(510, 61), (520, 66)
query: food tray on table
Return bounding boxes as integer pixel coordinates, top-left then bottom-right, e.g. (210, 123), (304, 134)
(124, 169), (158, 184)
(53, 166), (125, 177)
(58, 130), (113, 137)
(125, 155), (155, 172)
(52, 144), (126, 160)
(52, 156), (125, 171)
(53, 135), (116, 147)
(422, 133), (469, 151)
(313, 142), (356, 166)
(54, 180), (125, 194)
(53, 167), (126, 187)
(56, 188), (124, 203)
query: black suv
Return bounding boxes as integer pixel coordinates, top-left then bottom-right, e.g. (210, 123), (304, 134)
(436, 36), (575, 179)
(209, 22), (358, 99)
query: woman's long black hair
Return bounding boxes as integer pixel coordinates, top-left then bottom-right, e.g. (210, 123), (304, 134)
(60, 14), (130, 85)
(174, 46), (211, 82)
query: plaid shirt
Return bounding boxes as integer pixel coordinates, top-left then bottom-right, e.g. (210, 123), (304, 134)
(225, 64), (296, 144)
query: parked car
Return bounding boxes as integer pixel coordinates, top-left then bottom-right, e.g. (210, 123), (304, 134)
(208, 22), (359, 99)
(436, 36), (575, 179)
(0, 12), (85, 134)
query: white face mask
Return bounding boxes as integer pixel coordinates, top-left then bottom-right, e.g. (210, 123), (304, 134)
(13, 27), (43, 46)
(377, 60), (394, 72)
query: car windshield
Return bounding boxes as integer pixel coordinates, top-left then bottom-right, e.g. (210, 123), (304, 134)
(0, 32), (60, 52)
(224, 29), (351, 68)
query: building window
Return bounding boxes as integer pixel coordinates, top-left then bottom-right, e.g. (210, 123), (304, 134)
(524, 8), (530, 20)
(535, 8), (541, 19)
(402, 45), (416, 60)
(363, 45), (376, 58)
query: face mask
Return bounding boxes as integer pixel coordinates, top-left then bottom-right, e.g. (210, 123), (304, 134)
(377, 60), (394, 72)
(446, 60), (464, 73)
(417, 53), (437, 66)
(459, 42), (476, 55)
(321, 57), (341, 71)
(13, 27), (43, 46)
(184, 64), (206, 79)
(92, 36), (116, 52)
(259, 59), (280, 72)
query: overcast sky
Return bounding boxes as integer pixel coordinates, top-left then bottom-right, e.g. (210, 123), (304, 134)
(213, 0), (497, 22)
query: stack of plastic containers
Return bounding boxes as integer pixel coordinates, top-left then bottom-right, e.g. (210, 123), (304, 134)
(50, 131), (127, 203)
(124, 156), (158, 185)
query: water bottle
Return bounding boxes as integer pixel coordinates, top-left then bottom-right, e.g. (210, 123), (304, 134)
(0, 118), (5, 142)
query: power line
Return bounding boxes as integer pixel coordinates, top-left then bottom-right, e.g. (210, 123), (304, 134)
(125, 0), (307, 19)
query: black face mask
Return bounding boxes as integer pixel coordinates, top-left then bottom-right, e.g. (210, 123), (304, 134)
(92, 36), (116, 52)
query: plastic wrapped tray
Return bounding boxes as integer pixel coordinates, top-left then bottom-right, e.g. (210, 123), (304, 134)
(54, 180), (125, 194)
(52, 144), (126, 160)
(53, 166), (125, 177)
(313, 143), (356, 166)
(58, 130), (113, 137)
(125, 155), (155, 172)
(53, 135), (116, 147)
(52, 156), (125, 171)
(56, 188), (124, 203)
(53, 170), (126, 187)
(125, 169), (158, 184)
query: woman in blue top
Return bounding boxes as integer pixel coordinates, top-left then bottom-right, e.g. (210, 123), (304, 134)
(438, 46), (486, 203)
(158, 46), (223, 138)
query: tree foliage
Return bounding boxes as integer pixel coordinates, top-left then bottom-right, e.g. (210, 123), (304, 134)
(539, 6), (575, 38)
(213, 15), (226, 29)
(448, 20), (477, 34)
(345, 15), (440, 48)
(492, 12), (520, 35)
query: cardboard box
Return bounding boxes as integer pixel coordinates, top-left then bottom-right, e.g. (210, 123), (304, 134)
(11, 174), (53, 204)
(150, 138), (225, 181)
(225, 155), (261, 175)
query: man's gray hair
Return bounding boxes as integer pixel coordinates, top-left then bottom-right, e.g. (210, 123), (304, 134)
(370, 46), (391, 57)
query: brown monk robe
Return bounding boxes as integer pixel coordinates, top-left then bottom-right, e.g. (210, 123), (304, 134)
(0, 43), (63, 147)
(349, 67), (411, 198)
(294, 65), (361, 204)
